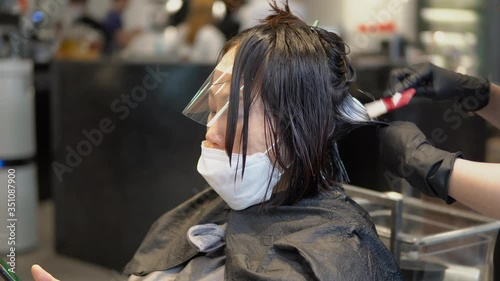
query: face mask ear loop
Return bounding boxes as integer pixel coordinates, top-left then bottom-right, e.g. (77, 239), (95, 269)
(264, 143), (275, 156)
(262, 139), (283, 202)
(263, 137), (281, 156)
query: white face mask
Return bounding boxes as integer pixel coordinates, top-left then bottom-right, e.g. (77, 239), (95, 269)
(197, 142), (282, 210)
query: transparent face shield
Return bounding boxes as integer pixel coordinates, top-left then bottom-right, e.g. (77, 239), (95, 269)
(182, 65), (243, 127)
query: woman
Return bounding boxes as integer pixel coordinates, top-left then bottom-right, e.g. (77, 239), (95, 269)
(32, 2), (402, 280)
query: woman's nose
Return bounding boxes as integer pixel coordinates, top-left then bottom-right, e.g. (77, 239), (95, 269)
(205, 123), (224, 149)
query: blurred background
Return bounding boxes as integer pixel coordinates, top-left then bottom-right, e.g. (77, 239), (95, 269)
(0, 0), (499, 280)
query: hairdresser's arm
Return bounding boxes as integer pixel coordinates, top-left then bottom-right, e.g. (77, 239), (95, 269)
(476, 83), (500, 129)
(448, 159), (500, 219)
(379, 122), (500, 220)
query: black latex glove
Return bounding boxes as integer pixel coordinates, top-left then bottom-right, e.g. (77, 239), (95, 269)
(378, 121), (463, 204)
(389, 63), (490, 111)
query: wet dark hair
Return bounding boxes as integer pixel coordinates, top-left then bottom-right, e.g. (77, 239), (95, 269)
(222, 1), (370, 207)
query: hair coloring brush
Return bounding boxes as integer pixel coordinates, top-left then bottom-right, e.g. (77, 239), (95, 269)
(346, 88), (417, 122)
(363, 88), (416, 119)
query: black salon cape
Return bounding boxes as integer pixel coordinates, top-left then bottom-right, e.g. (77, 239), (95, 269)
(124, 187), (403, 280)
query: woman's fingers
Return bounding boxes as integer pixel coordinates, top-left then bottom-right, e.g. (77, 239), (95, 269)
(31, 264), (60, 281)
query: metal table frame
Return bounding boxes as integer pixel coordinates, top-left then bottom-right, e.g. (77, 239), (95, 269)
(343, 184), (500, 269)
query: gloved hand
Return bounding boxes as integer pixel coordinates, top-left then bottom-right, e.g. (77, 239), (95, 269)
(389, 63), (490, 111)
(378, 121), (462, 204)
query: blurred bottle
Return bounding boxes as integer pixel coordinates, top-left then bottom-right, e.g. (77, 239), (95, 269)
(0, 59), (38, 254)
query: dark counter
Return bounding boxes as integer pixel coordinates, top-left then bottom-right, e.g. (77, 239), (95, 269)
(51, 61), (212, 270)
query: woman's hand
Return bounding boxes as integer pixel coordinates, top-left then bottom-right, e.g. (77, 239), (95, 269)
(31, 265), (60, 281)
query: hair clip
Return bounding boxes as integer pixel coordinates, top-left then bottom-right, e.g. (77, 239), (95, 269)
(312, 20), (319, 28)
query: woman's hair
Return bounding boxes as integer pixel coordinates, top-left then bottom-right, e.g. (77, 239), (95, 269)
(221, 1), (370, 207)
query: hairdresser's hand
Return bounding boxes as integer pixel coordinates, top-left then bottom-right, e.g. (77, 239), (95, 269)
(32, 265), (60, 281)
(389, 63), (490, 111)
(378, 121), (462, 204)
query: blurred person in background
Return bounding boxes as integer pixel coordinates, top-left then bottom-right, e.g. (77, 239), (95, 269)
(56, 0), (87, 34)
(123, 0), (225, 63)
(55, 0), (105, 59)
(176, 0), (226, 63)
(102, 0), (141, 54)
(215, 0), (244, 40)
